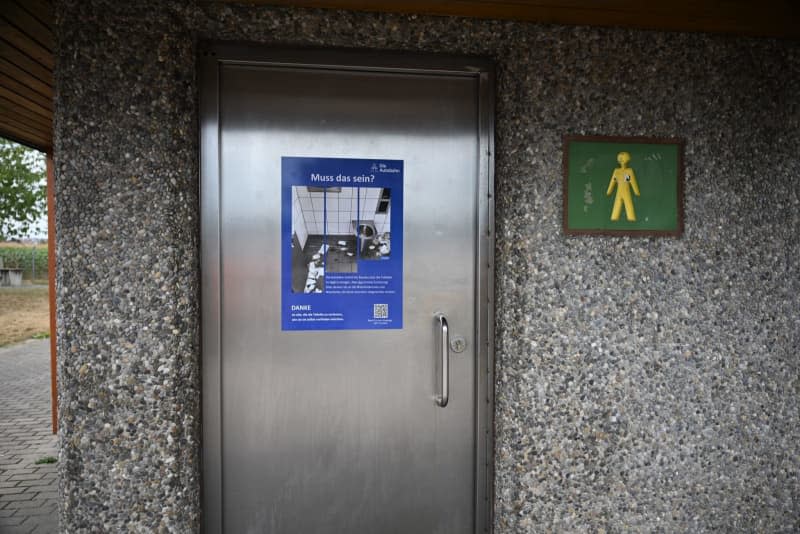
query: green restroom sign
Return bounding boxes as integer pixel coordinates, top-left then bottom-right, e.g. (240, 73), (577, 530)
(563, 136), (684, 236)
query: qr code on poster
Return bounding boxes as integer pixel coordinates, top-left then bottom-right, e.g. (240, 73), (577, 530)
(373, 303), (389, 319)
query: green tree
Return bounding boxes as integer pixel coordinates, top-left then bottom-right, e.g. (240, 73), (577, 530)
(0, 138), (46, 240)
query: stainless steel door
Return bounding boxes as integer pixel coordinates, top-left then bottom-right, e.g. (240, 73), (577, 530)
(201, 47), (494, 534)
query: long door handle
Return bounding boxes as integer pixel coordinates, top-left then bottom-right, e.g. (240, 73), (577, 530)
(435, 313), (449, 407)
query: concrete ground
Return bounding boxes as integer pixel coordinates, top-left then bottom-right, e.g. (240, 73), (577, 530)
(0, 339), (58, 533)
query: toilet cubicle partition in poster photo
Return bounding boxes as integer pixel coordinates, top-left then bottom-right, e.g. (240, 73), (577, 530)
(563, 136), (684, 236)
(282, 156), (403, 330)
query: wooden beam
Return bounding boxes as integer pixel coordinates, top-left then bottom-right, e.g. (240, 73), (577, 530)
(0, 130), (49, 151)
(0, 116), (50, 151)
(0, 72), (53, 112)
(0, 40), (52, 86)
(46, 152), (57, 434)
(0, 22), (54, 71)
(15, 0), (54, 32)
(3, 2), (54, 52)
(0, 97), (51, 130)
(0, 94), (51, 150)
(0, 57), (53, 100)
(0, 86), (51, 121)
(0, 117), (51, 149)
(0, 113), (50, 140)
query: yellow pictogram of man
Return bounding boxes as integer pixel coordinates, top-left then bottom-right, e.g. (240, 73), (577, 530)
(606, 151), (640, 221)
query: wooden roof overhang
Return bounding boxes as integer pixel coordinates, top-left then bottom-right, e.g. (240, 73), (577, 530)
(1, 0), (798, 153)
(1, 0), (53, 152)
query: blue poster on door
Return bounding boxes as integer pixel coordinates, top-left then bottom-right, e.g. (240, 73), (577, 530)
(282, 157), (403, 330)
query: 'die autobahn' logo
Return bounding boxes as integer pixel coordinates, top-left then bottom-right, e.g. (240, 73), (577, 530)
(372, 162), (400, 174)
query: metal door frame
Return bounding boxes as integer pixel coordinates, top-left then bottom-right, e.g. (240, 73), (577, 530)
(199, 43), (495, 533)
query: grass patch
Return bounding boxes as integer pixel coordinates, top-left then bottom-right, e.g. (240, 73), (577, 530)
(0, 285), (50, 346)
(35, 456), (57, 464)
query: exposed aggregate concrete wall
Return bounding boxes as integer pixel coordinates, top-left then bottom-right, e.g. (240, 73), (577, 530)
(55, 0), (799, 531)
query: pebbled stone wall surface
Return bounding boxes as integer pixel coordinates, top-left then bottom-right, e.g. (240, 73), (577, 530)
(55, 0), (799, 531)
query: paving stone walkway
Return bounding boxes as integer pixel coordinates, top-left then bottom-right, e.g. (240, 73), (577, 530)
(0, 339), (58, 533)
